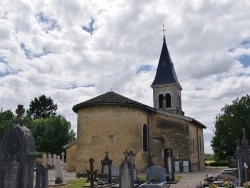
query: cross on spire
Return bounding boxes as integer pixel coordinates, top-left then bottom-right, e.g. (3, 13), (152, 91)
(162, 24), (166, 36)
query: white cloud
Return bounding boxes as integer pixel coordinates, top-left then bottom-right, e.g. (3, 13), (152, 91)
(1, 0), (250, 154)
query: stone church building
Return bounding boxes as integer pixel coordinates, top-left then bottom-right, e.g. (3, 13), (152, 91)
(64, 36), (206, 173)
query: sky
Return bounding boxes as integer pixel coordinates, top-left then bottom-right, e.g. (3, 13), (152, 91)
(0, 0), (250, 154)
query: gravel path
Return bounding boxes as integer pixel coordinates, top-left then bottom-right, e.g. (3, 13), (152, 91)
(170, 167), (226, 188)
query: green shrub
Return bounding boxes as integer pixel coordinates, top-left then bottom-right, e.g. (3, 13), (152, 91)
(209, 162), (228, 166)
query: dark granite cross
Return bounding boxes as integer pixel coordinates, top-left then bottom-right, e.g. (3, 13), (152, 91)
(15, 104), (25, 126)
(86, 158), (97, 188)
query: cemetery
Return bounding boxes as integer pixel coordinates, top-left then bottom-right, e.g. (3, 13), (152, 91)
(0, 106), (250, 188)
(1, 105), (250, 188)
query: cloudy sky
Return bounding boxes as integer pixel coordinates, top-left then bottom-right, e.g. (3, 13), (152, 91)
(1, 0), (250, 154)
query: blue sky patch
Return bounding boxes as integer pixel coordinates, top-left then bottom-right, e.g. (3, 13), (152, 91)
(82, 18), (95, 35)
(241, 38), (250, 46)
(136, 65), (152, 74)
(20, 43), (52, 60)
(0, 65), (21, 78)
(35, 12), (60, 33)
(228, 37), (250, 52)
(0, 56), (8, 64)
(238, 55), (250, 68)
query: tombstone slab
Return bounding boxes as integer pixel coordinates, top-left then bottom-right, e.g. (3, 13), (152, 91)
(119, 157), (134, 188)
(42, 153), (48, 165)
(35, 162), (48, 188)
(0, 124), (36, 188)
(47, 154), (53, 167)
(139, 166), (168, 188)
(53, 154), (57, 167)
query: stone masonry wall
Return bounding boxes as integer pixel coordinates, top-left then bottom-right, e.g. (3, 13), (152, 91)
(66, 143), (77, 172)
(149, 113), (205, 171)
(76, 105), (149, 174)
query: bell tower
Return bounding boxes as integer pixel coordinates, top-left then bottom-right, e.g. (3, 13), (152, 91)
(151, 35), (183, 115)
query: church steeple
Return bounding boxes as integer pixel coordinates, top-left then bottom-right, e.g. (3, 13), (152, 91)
(152, 36), (182, 89)
(151, 35), (183, 115)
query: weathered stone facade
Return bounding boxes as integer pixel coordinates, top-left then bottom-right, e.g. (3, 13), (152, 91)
(76, 105), (149, 173)
(66, 35), (206, 173)
(65, 95), (205, 173)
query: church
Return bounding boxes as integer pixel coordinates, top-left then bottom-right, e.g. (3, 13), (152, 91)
(64, 35), (206, 173)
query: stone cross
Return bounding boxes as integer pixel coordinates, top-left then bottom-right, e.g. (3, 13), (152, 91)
(55, 157), (64, 184)
(61, 152), (65, 163)
(162, 24), (166, 36)
(15, 104), (25, 126)
(86, 158), (98, 188)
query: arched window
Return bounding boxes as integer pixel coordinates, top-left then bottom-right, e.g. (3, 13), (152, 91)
(142, 124), (148, 152)
(166, 93), (171, 108)
(159, 94), (163, 108)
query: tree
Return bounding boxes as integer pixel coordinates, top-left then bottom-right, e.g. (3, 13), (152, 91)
(0, 109), (15, 143)
(26, 115), (75, 154)
(27, 94), (58, 119)
(211, 94), (250, 161)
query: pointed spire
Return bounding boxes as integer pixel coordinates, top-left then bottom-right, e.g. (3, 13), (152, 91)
(151, 35), (182, 90)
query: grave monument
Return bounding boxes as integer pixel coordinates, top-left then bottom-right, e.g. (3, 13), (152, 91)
(236, 128), (250, 186)
(0, 105), (36, 188)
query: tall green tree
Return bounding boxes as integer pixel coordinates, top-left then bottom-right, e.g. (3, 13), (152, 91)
(26, 115), (75, 154)
(0, 109), (15, 143)
(211, 94), (250, 161)
(27, 94), (58, 119)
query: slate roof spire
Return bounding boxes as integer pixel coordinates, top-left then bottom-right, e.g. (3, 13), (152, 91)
(151, 35), (182, 90)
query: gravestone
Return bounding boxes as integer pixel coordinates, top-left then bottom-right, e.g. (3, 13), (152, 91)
(111, 165), (119, 177)
(48, 154), (53, 167)
(61, 152), (65, 163)
(35, 161), (48, 188)
(0, 105), (36, 188)
(101, 151), (112, 183)
(119, 150), (134, 188)
(53, 154), (57, 167)
(42, 153), (47, 165)
(147, 166), (166, 183)
(139, 166), (168, 188)
(236, 128), (250, 186)
(55, 156), (64, 184)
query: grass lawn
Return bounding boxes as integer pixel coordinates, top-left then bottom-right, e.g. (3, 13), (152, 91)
(65, 178), (89, 188)
(205, 160), (215, 164)
(175, 175), (182, 181)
